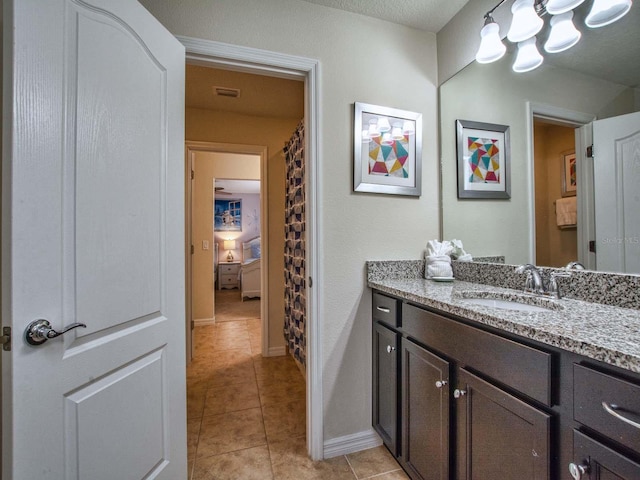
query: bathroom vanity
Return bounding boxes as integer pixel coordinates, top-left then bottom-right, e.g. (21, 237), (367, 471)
(369, 261), (640, 480)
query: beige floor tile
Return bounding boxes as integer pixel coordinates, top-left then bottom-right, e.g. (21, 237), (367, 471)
(209, 348), (254, 367)
(203, 381), (261, 416)
(254, 355), (303, 386)
(192, 445), (273, 480)
(197, 407), (266, 458)
(262, 400), (306, 442)
(362, 470), (410, 479)
(187, 419), (201, 461)
(187, 387), (207, 420)
(258, 378), (305, 406)
(346, 446), (403, 479)
(209, 361), (256, 387)
(269, 435), (356, 480)
(211, 334), (252, 352)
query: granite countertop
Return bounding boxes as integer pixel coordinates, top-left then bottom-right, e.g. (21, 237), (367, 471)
(369, 277), (640, 374)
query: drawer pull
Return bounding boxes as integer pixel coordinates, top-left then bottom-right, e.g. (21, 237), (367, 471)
(602, 401), (640, 430)
(376, 306), (391, 313)
(386, 345), (396, 353)
(569, 462), (589, 480)
(435, 380), (448, 389)
(453, 389), (466, 399)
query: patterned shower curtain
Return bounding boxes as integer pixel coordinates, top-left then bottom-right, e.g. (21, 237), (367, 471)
(283, 121), (306, 370)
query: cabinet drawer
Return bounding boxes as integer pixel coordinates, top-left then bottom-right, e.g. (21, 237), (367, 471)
(574, 364), (640, 454)
(572, 429), (640, 479)
(373, 292), (399, 328)
(402, 304), (552, 406)
(219, 264), (240, 274)
(220, 275), (238, 285)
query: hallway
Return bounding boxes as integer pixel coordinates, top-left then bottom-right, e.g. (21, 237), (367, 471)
(186, 292), (407, 479)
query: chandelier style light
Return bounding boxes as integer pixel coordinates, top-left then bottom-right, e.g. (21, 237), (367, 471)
(475, 0), (632, 73)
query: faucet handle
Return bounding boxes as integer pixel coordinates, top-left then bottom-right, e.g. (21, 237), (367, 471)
(548, 271), (571, 299)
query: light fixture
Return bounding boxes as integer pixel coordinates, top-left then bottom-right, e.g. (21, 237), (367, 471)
(380, 132), (394, 146)
(362, 129), (371, 143)
(546, 0), (586, 14)
(507, 0), (544, 43)
(368, 119), (381, 138)
(476, 0), (630, 73)
(545, 11), (582, 52)
(475, 14), (507, 64)
(391, 123), (404, 141)
(377, 117), (391, 133)
(513, 37), (544, 72)
(585, 0), (632, 28)
(402, 120), (415, 135)
(223, 239), (236, 262)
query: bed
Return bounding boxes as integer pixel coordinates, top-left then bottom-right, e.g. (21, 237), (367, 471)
(240, 237), (261, 301)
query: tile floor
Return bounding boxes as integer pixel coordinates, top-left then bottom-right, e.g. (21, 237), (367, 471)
(187, 290), (408, 479)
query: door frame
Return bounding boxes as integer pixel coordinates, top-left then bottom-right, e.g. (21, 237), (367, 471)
(185, 141), (268, 360)
(526, 102), (596, 268)
(178, 36), (324, 460)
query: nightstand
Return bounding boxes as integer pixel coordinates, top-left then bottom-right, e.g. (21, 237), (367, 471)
(218, 261), (241, 290)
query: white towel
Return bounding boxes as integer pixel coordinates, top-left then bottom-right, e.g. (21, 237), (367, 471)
(556, 197), (577, 227)
(426, 240), (454, 257)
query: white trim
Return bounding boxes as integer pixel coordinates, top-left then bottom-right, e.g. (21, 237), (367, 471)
(267, 346), (287, 357)
(193, 317), (216, 326)
(178, 36), (324, 461)
(323, 429), (382, 459)
(526, 102), (596, 265)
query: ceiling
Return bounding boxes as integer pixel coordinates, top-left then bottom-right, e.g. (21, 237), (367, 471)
(299, 0), (470, 32)
(215, 179), (260, 195)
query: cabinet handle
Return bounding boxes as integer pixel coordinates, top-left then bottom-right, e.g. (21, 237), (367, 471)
(376, 306), (391, 313)
(453, 389), (466, 399)
(602, 401), (640, 430)
(569, 462), (590, 480)
(386, 345), (396, 353)
(435, 380), (448, 389)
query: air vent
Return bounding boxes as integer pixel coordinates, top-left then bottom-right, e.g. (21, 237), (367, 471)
(213, 86), (241, 98)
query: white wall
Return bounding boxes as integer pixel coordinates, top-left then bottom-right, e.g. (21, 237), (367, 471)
(139, 0), (440, 444)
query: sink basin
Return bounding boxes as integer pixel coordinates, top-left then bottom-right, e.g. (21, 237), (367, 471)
(454, 291), (563, 312)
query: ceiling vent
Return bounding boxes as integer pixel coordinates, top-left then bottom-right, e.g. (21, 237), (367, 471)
(213, 86), (241, 98)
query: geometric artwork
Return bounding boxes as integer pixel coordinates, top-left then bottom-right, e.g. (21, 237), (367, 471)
(456, 119), (511, 199)
(561, 151), (577, 197)
(354, 102), (422, 196)
(214, 198), (242, 231)
(467, 136), (501, 183)
(368, 134), (410, 178)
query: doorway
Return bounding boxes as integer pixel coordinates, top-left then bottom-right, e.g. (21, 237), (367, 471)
(180, 37), (324, 459)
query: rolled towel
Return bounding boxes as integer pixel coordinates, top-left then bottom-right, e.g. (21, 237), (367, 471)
(426, 239), (454, 257)
(450, 239), (472, 261)
(456, 253), (473, 262)
(425, 254), (453, 279)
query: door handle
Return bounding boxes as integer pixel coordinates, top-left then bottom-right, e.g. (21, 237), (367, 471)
(25, 319), (87, 346)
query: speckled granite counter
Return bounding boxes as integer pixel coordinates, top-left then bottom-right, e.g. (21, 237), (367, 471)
(368, 265), (640, 374)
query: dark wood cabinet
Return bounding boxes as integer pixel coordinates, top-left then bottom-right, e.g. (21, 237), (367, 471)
(455, 368), (550, 480)
(373, 321), (399, 455)
(400, 337), (450, 480)
(572, 430), (640, 480)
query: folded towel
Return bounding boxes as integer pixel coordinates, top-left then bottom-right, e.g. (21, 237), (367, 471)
(425, 254), (453, 279)
(450, 239), (473, 262)
(556, 197), (577, 227)
(426, 240), (454, 257)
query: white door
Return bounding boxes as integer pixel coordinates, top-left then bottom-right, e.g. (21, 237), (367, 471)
(2, 1), (187, 479)
(593, 111), (640, 273)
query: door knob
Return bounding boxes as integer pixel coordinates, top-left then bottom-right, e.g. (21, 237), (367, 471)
(569, 462), (589, 479)
(386, 345), (396, 353)
(25, 319), (87, 346)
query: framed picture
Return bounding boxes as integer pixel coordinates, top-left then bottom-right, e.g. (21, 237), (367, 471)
(456, 119), (510, 199)
(561, 150), (577, 197)
(214, 198), (242, 232)
(353, 102), (422, 196)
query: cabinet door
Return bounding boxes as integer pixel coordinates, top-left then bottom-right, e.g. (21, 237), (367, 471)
(373, 322), (399, 455)
(456, 368), (550, 480)
(400, 338), (450, 480)
(571, 430), (640, 480)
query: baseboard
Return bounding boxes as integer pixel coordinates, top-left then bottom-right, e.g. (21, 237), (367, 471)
(323, 429), (382, 459)
(194, 317), (215, 326)
(266, 346), (286, 357)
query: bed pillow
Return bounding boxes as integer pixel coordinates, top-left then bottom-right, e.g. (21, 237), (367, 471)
(250, 238), (261, 259)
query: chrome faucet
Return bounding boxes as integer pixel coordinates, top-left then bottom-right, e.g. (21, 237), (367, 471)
(565, 261), (585, 270)
(515, 264), (572, 299)
(514, 264), (544, 295)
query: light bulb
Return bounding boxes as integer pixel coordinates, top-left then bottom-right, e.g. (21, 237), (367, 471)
(377, 117), (391, 132)
(380, 132), (393, 146)
(368, 120), (381, 138)
(402, 120), (415, 135)
(391, 124), (404, 141)
(545, 11), (581, 53)
(475, 20), (507, 64)
(585, 0), (632, 28)
(362, 129), (371, 143)
(507, 0), (544, 43)
(513, 37), (544, 73)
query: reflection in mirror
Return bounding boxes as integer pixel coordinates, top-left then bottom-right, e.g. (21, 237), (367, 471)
(440, 4), (640, 274)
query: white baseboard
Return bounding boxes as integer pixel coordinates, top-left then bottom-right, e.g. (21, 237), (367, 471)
(266, 346), (286, 357)
(323, 429), (382, 459)
(194, 317), (215, 326)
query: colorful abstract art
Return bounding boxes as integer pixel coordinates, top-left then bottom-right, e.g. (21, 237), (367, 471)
(562, 151), (577, 197)
(368, 135), (411, 178)
(467, 136), (501, 184)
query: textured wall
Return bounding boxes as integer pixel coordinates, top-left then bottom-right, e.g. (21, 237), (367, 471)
(140, 0), (440, 443)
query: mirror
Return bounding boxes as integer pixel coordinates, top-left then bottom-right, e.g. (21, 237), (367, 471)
(440, 3), (640, 273)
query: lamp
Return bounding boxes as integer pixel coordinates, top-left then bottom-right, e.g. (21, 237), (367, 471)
(380, 132), (394, 146)
(368, 119), (381, 138)
(585, 0), (632, 28)
(507, 0), (544, 43)
(391, 123), (404, 141)
(513, 37), (544, 72)
(377, 117), (391, 133)
(402, 120), (415, 135)
(223, 239), (236, 262)
(544, 11), (581, 53)
(362, 129), (371, 143)
(475, 0), (632, 73)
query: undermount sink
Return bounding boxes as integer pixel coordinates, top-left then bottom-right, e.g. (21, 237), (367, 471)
(454, 291), (563, 312)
